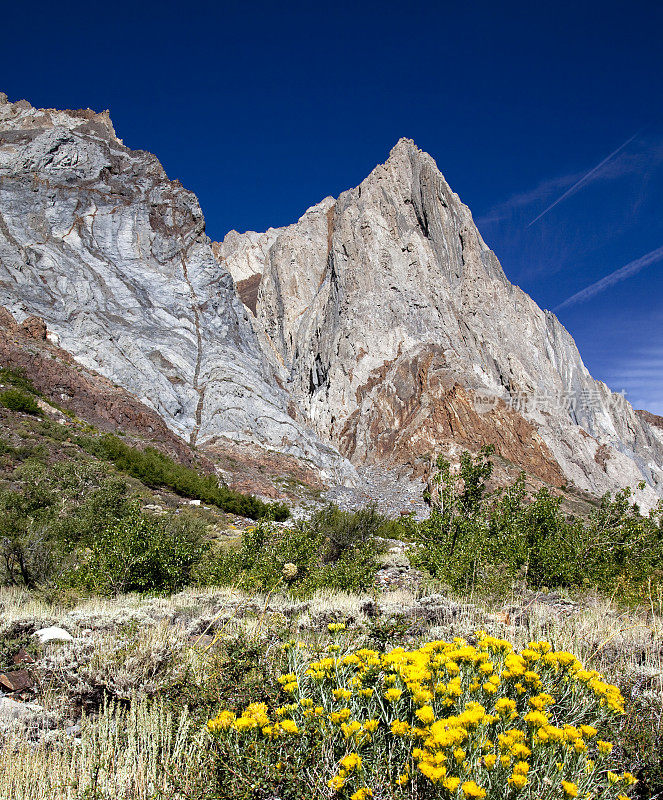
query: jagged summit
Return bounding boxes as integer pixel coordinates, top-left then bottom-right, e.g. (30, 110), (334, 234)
(218, 137), (663, 508)
(0, 97), (661, 507)
(0, 91), (119, 142)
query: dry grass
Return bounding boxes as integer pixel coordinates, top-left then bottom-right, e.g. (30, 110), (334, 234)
(0, 584), (661, 799)
(0, 698), (210, 800)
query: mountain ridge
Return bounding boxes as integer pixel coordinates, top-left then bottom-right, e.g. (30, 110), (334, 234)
(1, 93), (661, 509)
(216, 136), (663, 508)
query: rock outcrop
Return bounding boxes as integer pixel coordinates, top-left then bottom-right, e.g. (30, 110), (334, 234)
(218, 139), (663, 508)
(0, 94), (355, 486)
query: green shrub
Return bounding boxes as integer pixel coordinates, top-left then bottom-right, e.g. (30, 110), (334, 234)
(0, 461), (135, 588)
(0, 461), (211, 593)
(78, 433), (289, 521)
(173, 631), (286, 723)
(198, 504), (388, 596)
(0, 388), (42, 415)
(410, 448), (663, 598)
(0, 437), (16, 457)
(0, 366), (40, 396)
(63, 504), (208, 595)
(617, 691), (663, 799)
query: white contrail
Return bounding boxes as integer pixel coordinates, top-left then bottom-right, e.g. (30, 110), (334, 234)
(527, 131), (640, 227)
(555, 245), (663, 311)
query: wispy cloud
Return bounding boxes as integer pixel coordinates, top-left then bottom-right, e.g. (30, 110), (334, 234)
(526, 131), (641, 226)
(476, 133), (663, 231)
(601, 342), (663, 415)
(475, 173), (581, 227)
(554, 245), (663, 311)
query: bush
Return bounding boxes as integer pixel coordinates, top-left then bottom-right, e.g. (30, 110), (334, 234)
(63, 504), (208, 595)
(410, 448), (663, 598)
(207, 631), (635, 799)
(0, 461), (210, 593)
(617, 689), (663, 799)
(198, 504), (388, 597)
(0, 366), (40, 396)
(78, 433), (289, 521)
(0, 388), (42, 415)
(0, 461), (135, 588)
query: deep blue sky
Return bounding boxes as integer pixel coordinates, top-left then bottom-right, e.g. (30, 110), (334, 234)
(2, 0), (662, 412)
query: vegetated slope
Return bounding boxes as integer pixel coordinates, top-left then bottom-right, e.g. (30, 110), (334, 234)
(0, 309), (287, 520)
(218, 139), (663, 509)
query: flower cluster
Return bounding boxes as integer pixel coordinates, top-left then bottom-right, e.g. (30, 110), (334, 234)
(207, 632), (633, 798)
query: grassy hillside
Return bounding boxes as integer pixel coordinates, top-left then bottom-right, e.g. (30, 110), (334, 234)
(0, 585), (660, 799)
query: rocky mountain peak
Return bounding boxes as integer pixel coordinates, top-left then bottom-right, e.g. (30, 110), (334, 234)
(219, 138), (663, 509)
(0, 93), (119, 143)
(1, 97), (661, 508)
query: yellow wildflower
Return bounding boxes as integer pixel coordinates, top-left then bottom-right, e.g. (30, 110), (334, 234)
(524, 710), (548, 727)
(207, 710), (235, 733)
(328, 622), (346, 632)
(341, 720), (362, 739)
(276, 719), (299, 735)
(340, 753), (362, 772)
(462, 780), (487, 798)
(418, 762), (447, 783)
(391, 720), (411, 736)
(329, 708), (352, 724)
(416, 705), (435, 725)
(509, 774), (528, 790)
(328, 774), (345, 791)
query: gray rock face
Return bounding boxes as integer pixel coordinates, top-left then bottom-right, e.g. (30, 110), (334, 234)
(221, 139), (663, 508)
(0, 95), (355, 485)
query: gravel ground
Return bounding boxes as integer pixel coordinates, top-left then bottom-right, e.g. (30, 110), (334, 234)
(325, 464), (430, 520)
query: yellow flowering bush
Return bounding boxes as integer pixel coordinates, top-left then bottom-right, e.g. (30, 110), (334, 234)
(207, 632), (635, 798)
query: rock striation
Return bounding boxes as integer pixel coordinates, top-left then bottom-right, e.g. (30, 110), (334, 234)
(0, 93), (355, 486)
(218, 139), (663, 508)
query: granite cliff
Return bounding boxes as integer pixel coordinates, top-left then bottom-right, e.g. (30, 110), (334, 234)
(1, 94), (661, 508)
(0, 93), (354, 489)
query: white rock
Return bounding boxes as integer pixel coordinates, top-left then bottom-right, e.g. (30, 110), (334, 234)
(0, 97), (356, 487)
(0, 698), (44, 722)
(34, 626), (74, 644)
(224, 138), (663, 509)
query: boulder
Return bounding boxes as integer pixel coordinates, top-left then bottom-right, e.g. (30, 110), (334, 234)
(33, 626), (74, 644)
